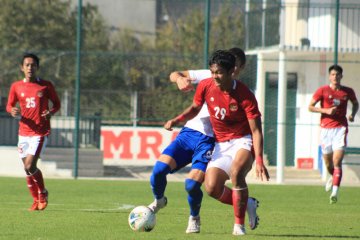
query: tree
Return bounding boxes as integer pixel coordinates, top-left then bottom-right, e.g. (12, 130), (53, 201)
(0, 0), (126, 117)
(0, 0), (74, 87)
(0, 0), (248, 121)
(132, 2), (246, 122)
(0, 0), (111, 89)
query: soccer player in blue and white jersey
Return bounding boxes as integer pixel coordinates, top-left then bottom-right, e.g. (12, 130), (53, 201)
(148, 48), (260, 233)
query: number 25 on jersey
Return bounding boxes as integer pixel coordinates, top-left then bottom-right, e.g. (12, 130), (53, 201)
(26, 97), (36, 108)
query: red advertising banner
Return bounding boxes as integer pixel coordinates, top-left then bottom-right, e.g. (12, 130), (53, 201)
(101, 126), (180, 165)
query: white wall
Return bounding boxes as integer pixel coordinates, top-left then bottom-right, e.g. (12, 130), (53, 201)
(258, 51), (360, 168)
(283, 0), (360, 49)
(0, 147), (24, 177)
(75, 0), (157, 42)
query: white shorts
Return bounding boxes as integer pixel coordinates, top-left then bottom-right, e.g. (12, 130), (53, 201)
(320, 127), (347, 154)
(207, 135), (253, 177)
(18, 136), (48, 159)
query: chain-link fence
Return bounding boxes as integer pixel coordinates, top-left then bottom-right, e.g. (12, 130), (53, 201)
(0, 0), (359, 169)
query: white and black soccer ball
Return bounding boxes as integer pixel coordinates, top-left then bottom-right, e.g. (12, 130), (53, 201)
(128, 206), (156, 232)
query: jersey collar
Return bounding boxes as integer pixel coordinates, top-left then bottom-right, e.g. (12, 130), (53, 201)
(23, 77), (40, 82)
(232, 80), (237, 90)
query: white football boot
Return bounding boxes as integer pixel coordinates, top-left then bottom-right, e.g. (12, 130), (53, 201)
(247, 197), (260, 230)
(329, 185), (339, 204)
(330, 194), (338, 204)
(148, 196), (167, 213)
(325, 177), (333, 192)
(233, 224), (246, 236)
(185, 215), (201, 233)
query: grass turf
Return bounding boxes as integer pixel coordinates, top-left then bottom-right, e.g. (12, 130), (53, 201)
(0, 176), (359, 240)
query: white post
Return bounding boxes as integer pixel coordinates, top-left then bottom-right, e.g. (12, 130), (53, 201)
(256, 53), (265, 116)
(261, 0), (267, 47)
(62, 90), (69, 116)
(131, 90), (138, 127)
(276, 50), (287, 184)
(322, 159), (327, 181)
(245, 0), (250, 50)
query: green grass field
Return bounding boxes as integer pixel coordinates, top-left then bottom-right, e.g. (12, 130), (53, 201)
(0, 177), (359, 240)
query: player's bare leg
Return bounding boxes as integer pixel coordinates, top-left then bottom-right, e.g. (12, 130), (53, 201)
(25, 173), (39, 211)
(206, 168), (244, 234)
(23, 155), (48, 210)
(217, 185), (259, 230)
(204, 167), (228, 200)
(323, 153), (334, 192)
(23, 156), (39, 211)
(231, 149), (253, 235)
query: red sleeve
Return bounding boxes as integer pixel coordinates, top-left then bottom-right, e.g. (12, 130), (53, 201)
(6, 83), (17, 113)
(193, 80), (206, 107)
(348, 88), (357, 102)
(47, 82), (61, 115)
(312, 87), (323, 102)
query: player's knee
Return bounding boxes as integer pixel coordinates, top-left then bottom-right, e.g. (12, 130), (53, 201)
(151, 161), (171, 178)
(204, 181), (222, 199)
(185, 179), (202, 195)
(23, 163), (32, 173)
(24, 166), (38, 175)
(230, 168), (247, 181)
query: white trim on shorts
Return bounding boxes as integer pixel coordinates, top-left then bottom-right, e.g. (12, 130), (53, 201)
(320, 127), (347, 154)
(207, 135), (253, 177)
(18, 135), (48, 159)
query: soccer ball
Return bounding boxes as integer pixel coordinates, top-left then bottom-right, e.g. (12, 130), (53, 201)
(128, 206), (156, 232)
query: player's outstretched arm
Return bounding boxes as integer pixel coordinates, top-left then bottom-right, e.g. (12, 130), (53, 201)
(348, 99), (359, 122)
(308, 98), (323, 113)
(9, 107), (20, 118)
(6, 85), (20, 118)
(164, 103), (201, 131)
(41, 82), (61, 120)
(169, 71), (194, 92)
(308, 98), (337, 115)
(248, 117), (270, 181)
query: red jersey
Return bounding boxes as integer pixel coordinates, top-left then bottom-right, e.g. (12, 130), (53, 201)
(6, 78), (61, 136)
(194, 78), (261, 142)
(312, 85), (357, 128)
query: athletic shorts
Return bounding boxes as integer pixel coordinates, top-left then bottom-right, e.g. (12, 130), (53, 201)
(162, 127), (215, 173)
(207, 135), (253, 177)
(18, 135), (48, 159)
(320, 127), (348, 154)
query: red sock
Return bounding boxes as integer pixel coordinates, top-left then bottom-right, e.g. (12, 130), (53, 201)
(232, 188), (248, 225)
(332, 167), (342, 187)
(218, 186), (233, 205)
(26, 175), (39, 200)
(31, 169), (46, 193)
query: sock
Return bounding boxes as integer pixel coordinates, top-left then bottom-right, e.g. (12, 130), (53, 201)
(332, 167), (342, 196)
(332, 186), (339, 196)
(150, 161), (171, 199)
(26, 175), (39, 200)
(31, 169), (46, 193)
(185, 179), (203, 217)
(232, 188), (248, 225)
(332, 167), (342, 187)
(218, 186), (233, 205)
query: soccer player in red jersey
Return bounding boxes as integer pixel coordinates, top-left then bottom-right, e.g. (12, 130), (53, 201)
(169, 48), (261, 232)
(164, 50), (269, 235)
(6, 53), (61, 211)
(309, 64), (358, 204)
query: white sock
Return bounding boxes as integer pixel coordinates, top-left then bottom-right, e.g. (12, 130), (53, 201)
(332, 186), (339, 196)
